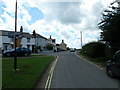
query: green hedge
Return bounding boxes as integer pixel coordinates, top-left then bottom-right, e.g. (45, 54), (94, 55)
(80, 41), (113, 59)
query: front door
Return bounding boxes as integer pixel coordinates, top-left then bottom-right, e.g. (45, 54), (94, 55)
(32, 45), (35, 52)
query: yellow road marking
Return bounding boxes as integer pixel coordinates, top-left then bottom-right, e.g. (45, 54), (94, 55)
(45, 56), (58, 89)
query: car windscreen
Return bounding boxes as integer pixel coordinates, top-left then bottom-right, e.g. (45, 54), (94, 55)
(113, 51), (120, 62)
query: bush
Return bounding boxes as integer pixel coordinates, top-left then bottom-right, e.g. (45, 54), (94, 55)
(80, 42), (107, 58)
(105, 46), (114, 59)
(46, 44), (53, 50)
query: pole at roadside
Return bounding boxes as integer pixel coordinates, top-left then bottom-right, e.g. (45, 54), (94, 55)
(80, 31), (82, 49)
(14, 0), (17, 71)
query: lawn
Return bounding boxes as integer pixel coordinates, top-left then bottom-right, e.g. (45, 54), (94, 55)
(2, 56), (54, 89)
(2, 54), (47, 58)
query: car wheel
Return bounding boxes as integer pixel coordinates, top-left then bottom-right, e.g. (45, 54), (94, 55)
(106, 68), (115, 78)
(6, 53), (10, 57)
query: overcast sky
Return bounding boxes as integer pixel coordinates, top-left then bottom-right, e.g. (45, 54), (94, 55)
(0, 0), (115, 49)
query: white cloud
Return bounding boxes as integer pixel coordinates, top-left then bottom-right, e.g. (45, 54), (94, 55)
(0, 0), (116, 48)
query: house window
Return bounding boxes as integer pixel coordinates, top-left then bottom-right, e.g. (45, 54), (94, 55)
(27, 45), (30, 49)
(27, 38), (30, 43)
(10, 38), (14, 42)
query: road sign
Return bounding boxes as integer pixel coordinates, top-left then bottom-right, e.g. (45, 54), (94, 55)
(8, 32), (22, 38)
(8, 32), (14, 38)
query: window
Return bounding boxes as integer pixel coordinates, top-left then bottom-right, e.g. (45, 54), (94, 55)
(27, 45), (30, 49)
(27, 38), (30, 43)
(10, 38), (14, 42)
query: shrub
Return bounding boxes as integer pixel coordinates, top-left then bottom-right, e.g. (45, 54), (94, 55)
(80, 42), (107, 58)
(46, 44), (53, 50)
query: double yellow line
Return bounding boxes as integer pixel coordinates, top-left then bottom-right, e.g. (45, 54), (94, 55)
(45, 56), (58, 89)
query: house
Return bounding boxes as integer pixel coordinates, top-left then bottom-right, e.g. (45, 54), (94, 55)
(46, 35), (57, 51)
(34, 33), (48, 51)
(0, 30), (57, 52)
(0, 30), (35, 52)
(21, 32), (35, 52)
(56, 39), (67, 51)
(0, 30), (18, 50)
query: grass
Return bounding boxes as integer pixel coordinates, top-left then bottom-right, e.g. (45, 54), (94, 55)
(79, 51), (107, 68)
(2, 56), (54, 89)
(2, 54), (47, 58)
(30, 55), (47, 57)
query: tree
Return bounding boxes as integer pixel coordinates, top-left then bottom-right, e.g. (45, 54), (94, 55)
(98, 1), (120, 52)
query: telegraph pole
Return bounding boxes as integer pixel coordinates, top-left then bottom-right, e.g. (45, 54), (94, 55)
(14, 0), (17, 71)
(80, 31), (82, 49)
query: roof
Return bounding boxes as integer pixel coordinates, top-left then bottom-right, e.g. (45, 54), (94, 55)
(23, 33), (33, 38)
(35, 33), (48, 40)
(0, 30), (49, 40)
(0, 30), (32, 38)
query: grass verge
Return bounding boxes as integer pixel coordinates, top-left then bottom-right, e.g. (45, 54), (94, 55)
(78, 51), (107, 69)
(2, 56), (54, 89)
(2, 54), (47, 58)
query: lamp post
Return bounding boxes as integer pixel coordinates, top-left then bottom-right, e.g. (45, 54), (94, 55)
(14, 0), (17, 71)
(78, 31), (83, 49)
(80, 31), (82, 49)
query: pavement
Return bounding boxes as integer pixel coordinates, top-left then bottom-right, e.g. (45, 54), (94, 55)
(46, 51), (119, 88)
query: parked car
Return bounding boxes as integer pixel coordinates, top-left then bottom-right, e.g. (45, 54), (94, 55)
(70, 48), (75, 52)
(3, 47), (31, 57)
(106, 50), (120, 78)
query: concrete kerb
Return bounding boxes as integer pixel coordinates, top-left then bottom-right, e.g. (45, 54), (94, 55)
(75, 51), (104, 70)
(34, 55), (58, 89)
(44, 56), (58, 89)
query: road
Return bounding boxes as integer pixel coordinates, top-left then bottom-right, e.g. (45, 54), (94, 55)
(48, 51), (119, 88)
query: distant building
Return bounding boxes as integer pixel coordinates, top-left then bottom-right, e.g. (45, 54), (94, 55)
(56, 39), (67, 51)
(46, 35), (57, 51)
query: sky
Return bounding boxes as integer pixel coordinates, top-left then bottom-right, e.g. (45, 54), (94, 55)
(0, 0), (116, 49)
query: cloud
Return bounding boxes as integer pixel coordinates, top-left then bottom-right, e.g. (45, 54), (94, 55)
(60, 30), (71, 39)
(0, 0), (115, 48)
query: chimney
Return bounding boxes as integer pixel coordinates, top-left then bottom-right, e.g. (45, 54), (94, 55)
(50, 35), (52, 39)
(20, 26), (23, 32)
(62, 39), (64, 43)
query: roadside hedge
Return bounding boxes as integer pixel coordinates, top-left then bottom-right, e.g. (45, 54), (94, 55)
(80, 42), (112, 58)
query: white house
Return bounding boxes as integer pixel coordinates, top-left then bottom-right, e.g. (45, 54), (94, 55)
(46, 35), (57, 51)
(0, 30), (15, 50)
(0, 30), (57, 52)
(21, 32), (35, 52)
(35, 34), (57, 51)
(35, 33), (48, 51)
(0, 30), (35, 51)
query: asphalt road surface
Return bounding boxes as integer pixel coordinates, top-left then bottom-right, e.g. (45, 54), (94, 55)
(48, 51), (119, 88)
